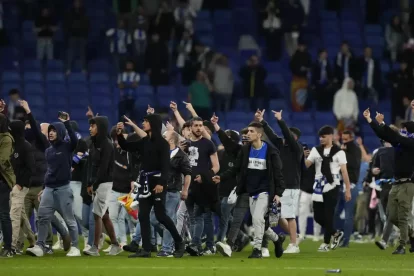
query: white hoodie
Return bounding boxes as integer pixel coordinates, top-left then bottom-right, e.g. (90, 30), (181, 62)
(333, 78), (359, 121)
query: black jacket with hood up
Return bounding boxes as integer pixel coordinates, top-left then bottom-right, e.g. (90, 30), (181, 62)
(9, 120), (36, 188)
(117, 114), (170, 189)
(87, 116), (114, 191)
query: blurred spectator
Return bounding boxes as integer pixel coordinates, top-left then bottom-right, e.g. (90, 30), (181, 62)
(174, 0), (197, 39)
(262, 1), (282, 61)
(300, 0), (310, 19)
(281, 0), (305, 56)
(132, 11), (148, 73)
(365, 0), (381, 24)
(64, 0), (89, 74)
(189, 71), (213, 119)
(149, 1), (175, 42)
(388, 61), (413, 121)
(141, 0), (163, 16)
(356, 47), (381, 102)
(403, 97), (414, 121)
(385, 16), (405, 62)
(35, 7), (57, 60)
(212, 55), (234, 112)
(312, 49), (335, 111)
(8, 89), (25, 121)
(112, 0), (139, 21)
(290, 41), (311, 111)
(130, 5), (149, 32)
(0, 2), (7, 47)
(176, 30), (194, 69)
(145, 33), (169, 87)
(401, 39), (414, 67)
(239, 55), (268, 111)
(106, 19), (132, 73)
(189, 0), (203, 11)
(194, 43), (215, 72)
(335, 41), (357, 84)
(333, 78), (359, 133)
(118, 61), (140, 99)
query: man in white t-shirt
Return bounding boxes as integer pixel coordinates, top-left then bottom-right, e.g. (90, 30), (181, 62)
(305, 125), (352, 252)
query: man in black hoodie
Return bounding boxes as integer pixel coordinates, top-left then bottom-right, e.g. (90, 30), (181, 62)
(116, 114), (186, 258)
(9, 120), (36, 254)
(83, 116), (120, 256)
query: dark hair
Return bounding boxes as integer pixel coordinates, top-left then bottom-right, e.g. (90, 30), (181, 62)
(341, 40), (349, 46)
(342, 130), (354, 137)
(289, 127), (301, 139)
(240, 128), (248, 135)
(248, 122), (263, 129)
(318, 48), (327, 55)
(318, 125), (334, 136)
(182, 121), (191, 129)
(110, 126), (125, 140)
(9, 89), (20, 96)
(190, 117), (203, 125)
(203, 120), (214, 133)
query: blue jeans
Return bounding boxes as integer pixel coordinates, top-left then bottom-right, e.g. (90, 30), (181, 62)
(0, 181), (12, 249)
(217, 197), (235, 242)
(334, 185), (359, 245)
(133, 219), (156, 246)
(37, 184), (79, 248)
(203, 211), (215, 248)
(150, 191), (181, 252)
(108, 191), (128, 244)
(82, 203), (95, 246)
(186, 198), (204, 247)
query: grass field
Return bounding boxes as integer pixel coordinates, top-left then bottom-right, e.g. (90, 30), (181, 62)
(0, 239), (413, 276)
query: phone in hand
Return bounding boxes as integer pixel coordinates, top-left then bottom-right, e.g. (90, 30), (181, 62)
(58, 111), (69, 120)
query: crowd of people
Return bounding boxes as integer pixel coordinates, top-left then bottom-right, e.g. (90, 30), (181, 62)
(0, 94), (413, 259)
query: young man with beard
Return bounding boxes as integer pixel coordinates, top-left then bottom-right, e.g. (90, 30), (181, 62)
(26, 112), (80, 257)
(83, 116), (121, 256)
(0, 113), (16, 257)
(305, 125), (351, 252)
(116, 114), (186, 258)
(185, 117), (220, 256)
(213, 122), (285, 258)
(151, 130), (192, 257)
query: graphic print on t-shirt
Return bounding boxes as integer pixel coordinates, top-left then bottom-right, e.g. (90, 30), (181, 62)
(187, 138), (217, 174)
(247, 142), (267, 170)
(188, 146), (200, 167)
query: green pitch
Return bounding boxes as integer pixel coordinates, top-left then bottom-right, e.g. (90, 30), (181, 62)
(0, 239), (413, 276)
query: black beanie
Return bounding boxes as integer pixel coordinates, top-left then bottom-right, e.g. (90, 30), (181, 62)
(289, 127), (301, 139)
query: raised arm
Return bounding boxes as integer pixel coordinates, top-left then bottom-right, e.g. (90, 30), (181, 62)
(211, 114), (241, 155)
(274, 110), (301, 152)
(19, 100), (49, 152)
(261, 120), (283, 149)
(116, 122), (144, 152)
(170, 101), (186, 128)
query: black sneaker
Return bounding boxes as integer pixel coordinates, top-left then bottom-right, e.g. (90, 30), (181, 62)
(157, 251), (173, 257)
(202, 246), (216, 255)
(0, 248), (14, 258)
(123, 241), (139, 253)
(186, 244), (203, 256)
(273, 235), (284, 258)
(409, 236), (414, 253)
(151, 245), (158, 253)
(173, 241), (186, 258)
(330, 230), (344, 250)
(128, 249), (151, 258)
(44, 246), (54, 255)
(392, 245), (406, 255)
(248, 248), (262, 259)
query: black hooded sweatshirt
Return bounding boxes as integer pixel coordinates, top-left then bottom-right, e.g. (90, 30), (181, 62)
(87, 116), (114, 191)
(9, 120), (36, 188)
(117, 114), (170, 189)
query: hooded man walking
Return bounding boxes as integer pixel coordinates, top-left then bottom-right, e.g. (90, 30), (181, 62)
(116, 114), (186, 258)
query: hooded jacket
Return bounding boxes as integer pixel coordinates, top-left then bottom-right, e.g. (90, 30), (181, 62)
(0, 113), (16, 189)
(9, 120), (36, 188)
(44, 121), (78, 187)
(117, 114), (170, 188)
(87, 116), (114, 191)
(333, 78), (359, 121)
(168, 147), (192, 192)
(26, 112), (49, 187)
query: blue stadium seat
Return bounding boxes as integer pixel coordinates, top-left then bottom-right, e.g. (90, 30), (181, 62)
(77, 120), (90, 135)
(140, 74), (150, 85)
(90, 84), (112, 96)
(213, 10), (232, 22)
(46, 72), (65, 83)
(263, 62), (282, 73)
(341, 21), (359, 33)
(314, 112), (336, 124)
(69, 93), (89, 106)
(266, 73), (284, 84)
(46, 83), (67, 96)
(294, 123), (315, 135)
(31, 108), (46, 122)
(68, 84), (89, 96)
(300, 135), (317, 146)
(90, 72), (110, 83)
(135, 96), (155, 108)
(158, 97), (172, 108)
(46, 60), (64, 71)
(68, 73), (87, 83)
(24, 72), (42, 82)
(69, 107), (88, 120)
(2, 71), (20, 82)
(291, 112), (313, 122)
(227, 122), (247, 132)
(22, 20), (34, 32)
(195, 21), (213, 34)
(363, 136), (382, 150)
(24, 83), (44, 96)
(321, 11), (337, 20)
(268, 99), (288, 111)
(23, 60), (42, 71)
(197, 10), (211, 20)
(1, 83), (21, 97)
(135, 85), (154, 98)
(365, 25), (382, 35)
(92, 96), (111, 108)
(29, 95), (46, 108)
(226, 111), (251, 123)
(366, 36), (385, 47)
(88, 59), (110, 73)
(233, 98), (248, 110)
(199, 35), (214, 47)
(157, 86), (175, 98)
(47, 95), (68, 108)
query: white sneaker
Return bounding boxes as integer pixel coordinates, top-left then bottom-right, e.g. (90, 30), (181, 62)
(296, 235), (304, 246)
(103, 245), (112, 253)
(261, 247), (270, 257)
(98, 234), (107, 250)
(312, 235), (322, 242)
(216, 242), (232, 257)
(83, 244), (91, 253)
(66, 247), (81, 257)
(52, 238), (63, 250)
(26, 245), (44, 257)
(317, 243), (330, 252)
(284, 243), (300, 254)
(107, 244), (123, 256)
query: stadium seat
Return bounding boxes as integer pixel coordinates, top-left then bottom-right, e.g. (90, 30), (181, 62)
(46, 83), (67, 96)
(226, 111), (251, 123)
(29, 95), (46, 108)
(90, 84), (112, 96)
(23, 60), (42, 71)
(88, 59), (110, 73)
(24, 72), (42, 82)
(135, 85), (154, 98)
(1, 83), (21, 97)
(90, 72), (110, 83)
(46, 60), (64, 71)
(47, 95), (68, 108)
(24, 83), (44, 96)
(46, 72), (65, 83)
(92, 96), (111, 108)
(69, 93), (89, 106)
(300, 135), (317, 146)
(68, 73), (87, 83)
(2, 71), (20, 82)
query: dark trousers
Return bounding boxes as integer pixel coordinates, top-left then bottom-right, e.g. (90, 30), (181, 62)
(0, 181), (12, 249)
(138, 191), (183, 252)
(313, 186), (339, 244)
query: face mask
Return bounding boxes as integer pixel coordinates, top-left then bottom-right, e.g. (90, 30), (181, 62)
(25, 128), (36, 142)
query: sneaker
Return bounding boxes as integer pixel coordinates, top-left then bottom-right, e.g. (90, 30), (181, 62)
(273, 235), (284, 258)
(296, 234), (304, 246)
(151, 245), (158, 253)
(83, 245), (100, 256)
(248, 248), (262, 258)
(186, 244), (203, 256)
(66, 247), (81, 257)
(157, 251), (173, 257)
(317, 243), (330, 252)
(261, 247), (270, 257)
(233, 233), (250, 252)
(409, 247), (414, 253)
(107, 244), (123, 256)
(392, 245), (406, 255)
(312, 235), (322, 242)
(44, 246), (54, 255)
(98, 234), (106, 250)
(26, 245), (45, 257)
(216, 242), (232, 257)
(375, 240), (387, 250)
(330, 230), (344, 250)
(353, 233), (364, 243)
(202, 246), (216, 255)
(61, 235), (71, 251)
(123, 241), (139, 253)
(83, 244), (91, 253)
(0, 248), (14, 258)
(52, 238), (63, 251)
(103, 245), (112, 253)
(173, 241), (186, 258)
(128, 249), (151, 258)
(284, 243), (300, 254)
(14, 247), (23, 255)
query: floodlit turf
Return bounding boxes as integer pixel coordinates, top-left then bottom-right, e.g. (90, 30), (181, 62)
(0, 239), (413, 276)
